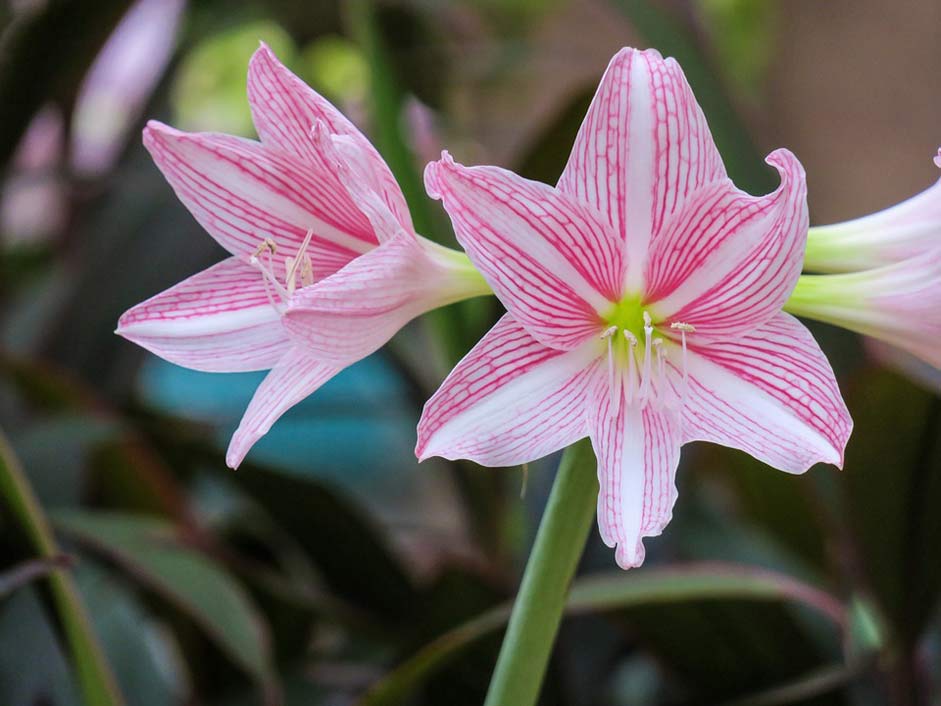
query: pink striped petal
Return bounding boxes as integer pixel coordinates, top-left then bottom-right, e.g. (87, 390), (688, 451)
(681, 313), (851, 472)
(805, 177), (941, 272)
(558, 47), (726, 291)
(143, 121), (375, 277)
(312, 123), (408, 243)
(416, 314), (602, 466)
(226, 346), (340, 468)
(116, 258), (289, 372)
(283, 235), (489, 366)
(785, 249), (941, 369)
(590, 396), (682, 570)
(649, 150), (808, 337)
(424, 153), (624, 350)
(246, 44), (412, 233)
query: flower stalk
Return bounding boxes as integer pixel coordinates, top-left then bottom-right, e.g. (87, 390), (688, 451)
(484, 438), (598, 706)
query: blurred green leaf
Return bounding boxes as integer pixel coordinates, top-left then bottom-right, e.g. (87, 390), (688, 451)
(51, 510), (278, 698)
(77, 564), (188, 706)
(0, 429), (124, 705)
(0, 586), (80, 705)
(695, 0), (777, 98)
(171, 20), (295, 136)
(843, 370), (941, 646)
(360, 562), (847, 706)
(229, 465), (418, 622)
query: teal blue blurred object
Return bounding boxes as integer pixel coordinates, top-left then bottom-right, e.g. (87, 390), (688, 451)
(137, 353), (418, 483)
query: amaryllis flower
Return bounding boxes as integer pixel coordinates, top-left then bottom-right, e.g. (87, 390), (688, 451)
(417, 48), (852, 569)
(117, 45), (489, 468)
(803, 149), (941, 272)
(785, 248), (941, 368)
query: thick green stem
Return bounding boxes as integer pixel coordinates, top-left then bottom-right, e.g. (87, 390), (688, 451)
(0, 430), (124, 705)
(484, 438), (598, 706)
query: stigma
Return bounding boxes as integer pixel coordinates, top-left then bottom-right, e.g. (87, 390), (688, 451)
(599, 314), (697, 413)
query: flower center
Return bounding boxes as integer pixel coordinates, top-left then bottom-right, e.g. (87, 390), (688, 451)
(248, 229), (316, 314)
(598, 297), (694, 412)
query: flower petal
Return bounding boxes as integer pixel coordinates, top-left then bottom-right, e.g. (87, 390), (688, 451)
(805, 178), (941, 272)
(589, 397), (682, 570)
(226, 346), (340, 468)
(416, 314), (601, 466)
(558, 47), (726, 291)
(680, 312), (851, 472)
(785, 249), (941, 369)
(116, 258), (289, 372)
(648, 149), (808, 337)
(246, 44), (413, 233)
(312, 123), (407, 243)
(424, 153), (624, 350)
(143, 121), (375, 277)
(283, 235), (489, 366)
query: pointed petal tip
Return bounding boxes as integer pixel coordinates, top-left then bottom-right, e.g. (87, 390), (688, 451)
(249, 40), (278, 67)
(225, 435), (251, 470)
(765, 147), (806, 184)
(423, 150), (460, 200)
(614, 540), (646, 570)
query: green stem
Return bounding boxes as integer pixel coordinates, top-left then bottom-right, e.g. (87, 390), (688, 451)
(484, 438), (598, 706)
(0, 429), (124, 706)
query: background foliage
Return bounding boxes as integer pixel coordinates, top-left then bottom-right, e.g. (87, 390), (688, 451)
(1, 1), (940, 705)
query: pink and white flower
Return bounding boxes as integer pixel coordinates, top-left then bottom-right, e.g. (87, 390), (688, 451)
(117, 45), (489, 468)
(803, 149), (941, 272)
(417, 48), (852, 569)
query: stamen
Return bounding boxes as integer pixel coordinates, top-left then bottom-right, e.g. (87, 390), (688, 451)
(639, 312), (654, 402)
(600, 325), (619, 413)
(285, 228), (316, 295)
(300, 255), (315, 288)
(248, 238), (288, 313)
(653, 339), (666, 409)
(624, 331), (637, 404)
(670, 322), (695, 407)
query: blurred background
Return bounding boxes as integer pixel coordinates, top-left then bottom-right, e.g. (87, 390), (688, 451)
(1, 0), (940, 704)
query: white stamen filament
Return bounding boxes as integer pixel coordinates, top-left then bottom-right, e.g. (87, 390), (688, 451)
(601, 325), (619, 412)
(639, 312), (654, 401)
(249, 229), (317, 315)
(670, 322), (695, 407)
(623, 330), (637, 404)
(653, 338), (665, 408)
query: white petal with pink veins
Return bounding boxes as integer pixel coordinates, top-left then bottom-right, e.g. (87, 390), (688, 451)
(283, 234), (489, 366)
(680, 313), (851, 472)
(116, 258), (290, 372)
(416, 315), (602, 466)
(425, 154), (624, 350)
(143, 122), (375, 278)
(589, 395), (682, 570)
(226, 346), (341, 469)
(246, 44), (413, 233)
(649, 150), (808, 338)
(558, 47), (726, 291)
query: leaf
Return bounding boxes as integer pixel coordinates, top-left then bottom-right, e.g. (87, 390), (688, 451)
(50, 510), (277, 697)
(359, 562), (847, 706)
(0, 428), (124, 706)
(76, 564), (188, 706)
(229, 465), (419, 623)
(843, 369), (941, 645)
